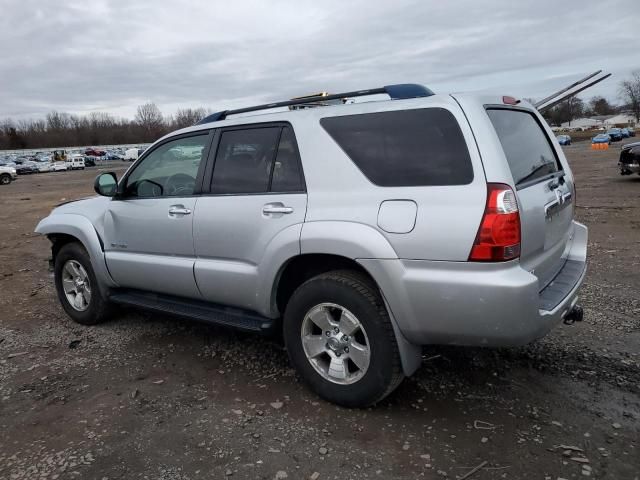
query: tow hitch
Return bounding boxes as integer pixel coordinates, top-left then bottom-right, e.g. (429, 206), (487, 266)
(563, 305), (584, 325)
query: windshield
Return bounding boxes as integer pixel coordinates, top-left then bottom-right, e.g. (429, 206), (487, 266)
(487, 108), (560, 186)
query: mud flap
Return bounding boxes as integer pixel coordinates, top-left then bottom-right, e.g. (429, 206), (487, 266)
(382, 297), (422, 376)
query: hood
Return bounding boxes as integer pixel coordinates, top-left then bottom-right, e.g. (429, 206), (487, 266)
(52, 195), (110, 216)
(35, 195), (112, 240)
(622, 141), (640, 150)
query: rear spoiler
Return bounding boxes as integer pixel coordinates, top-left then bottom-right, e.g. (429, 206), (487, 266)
(535, 70), (611, 113)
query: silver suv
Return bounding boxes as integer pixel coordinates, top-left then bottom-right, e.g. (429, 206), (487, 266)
(36, 84), (587, 407)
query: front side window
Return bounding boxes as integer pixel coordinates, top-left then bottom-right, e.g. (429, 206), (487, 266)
(124, 134), (208, 198)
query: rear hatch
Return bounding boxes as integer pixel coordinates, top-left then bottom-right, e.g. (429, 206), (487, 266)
(485, 107), (574, 289)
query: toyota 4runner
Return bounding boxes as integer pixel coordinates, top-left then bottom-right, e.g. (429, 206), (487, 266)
(35, 84), (587, 407)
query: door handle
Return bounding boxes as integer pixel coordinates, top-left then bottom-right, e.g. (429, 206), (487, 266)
(262, 204), (294, 215)
(168, 205), (192, 216)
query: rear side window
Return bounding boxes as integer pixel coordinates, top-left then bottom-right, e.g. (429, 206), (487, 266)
(211, 126), (304, 194)
(320, 108), (473, 187)
(486, 108), (560, 186)
(211, 128), (281, 194)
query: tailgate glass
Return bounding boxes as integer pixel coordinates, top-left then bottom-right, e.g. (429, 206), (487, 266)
(486, 108), (561, 186)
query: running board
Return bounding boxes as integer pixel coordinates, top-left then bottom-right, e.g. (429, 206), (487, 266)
(109, 289), (276, 333)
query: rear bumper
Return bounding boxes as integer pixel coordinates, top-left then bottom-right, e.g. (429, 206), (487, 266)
(359, 221), (588, 347)
(619, 162), (640, 174)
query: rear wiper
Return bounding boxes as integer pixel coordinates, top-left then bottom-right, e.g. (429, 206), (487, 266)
(518, 163), (556, 185)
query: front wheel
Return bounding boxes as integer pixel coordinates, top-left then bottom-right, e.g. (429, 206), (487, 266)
(0, 174), (11, 185)
(283, 270), (404, 407)
(54, 242), (113, 325)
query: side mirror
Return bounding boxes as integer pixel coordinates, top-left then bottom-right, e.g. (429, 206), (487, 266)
(94, 172), (118, 197)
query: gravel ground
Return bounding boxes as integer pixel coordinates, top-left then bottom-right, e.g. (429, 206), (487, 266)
(0, 145), (639, 480)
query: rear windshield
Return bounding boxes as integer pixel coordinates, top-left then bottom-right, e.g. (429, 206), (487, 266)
(320, 108), (473, 187)
(487, 108), (560, 186)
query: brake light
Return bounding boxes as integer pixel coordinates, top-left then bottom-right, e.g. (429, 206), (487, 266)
(469, 183), (521, 261)
(502, 95), (520, 105)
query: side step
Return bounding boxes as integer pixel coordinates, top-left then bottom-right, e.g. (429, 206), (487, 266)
(109, 289), (276, 333)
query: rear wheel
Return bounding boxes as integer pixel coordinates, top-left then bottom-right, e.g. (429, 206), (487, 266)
(0, 174), (11, 185)
(283, 270), (404, 407)
(54, 242), (113, 325)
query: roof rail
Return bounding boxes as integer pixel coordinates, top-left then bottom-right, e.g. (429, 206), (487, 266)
(196, 83), (434, 125)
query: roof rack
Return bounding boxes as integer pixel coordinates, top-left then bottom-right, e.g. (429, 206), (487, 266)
(196, 83), (434, 125)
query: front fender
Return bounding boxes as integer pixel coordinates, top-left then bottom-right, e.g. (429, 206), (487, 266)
(35, 213), (116, 290)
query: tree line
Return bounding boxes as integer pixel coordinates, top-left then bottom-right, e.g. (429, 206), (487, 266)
(0, 103), (208, 150)
(2, 71), (639, 149)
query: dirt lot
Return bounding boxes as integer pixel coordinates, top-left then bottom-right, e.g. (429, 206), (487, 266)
(1, 145), (639, 480)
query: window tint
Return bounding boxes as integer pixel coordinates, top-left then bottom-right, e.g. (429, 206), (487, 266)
(486, 109), (560, 186)
(320, 108), (473, 187)
(211, 128), (280, 194)
(271, 126), (304, 192)
(125, 134), (208, 197)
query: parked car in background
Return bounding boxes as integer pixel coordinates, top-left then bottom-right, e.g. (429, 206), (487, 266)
(105, 150), (124, 161)
(85, 148), (106, 157)
(621, 128), (631, 138)
(556, 134), (572, 145)
(66, 155), (86, 170)
(607, 128), (623, 142)
(123, 148), (145, 161)
(592, 133), (611, 144)
(627, 128), (636, 137)
(37, 163), (53, 173)
(35, 85), (587, 407)
(619, 141), (640, 176)
(0, 164), (18, 185)
(16, 161), (39, 174)
(84, 157), (97, 167)
(52, 161), (68, 172)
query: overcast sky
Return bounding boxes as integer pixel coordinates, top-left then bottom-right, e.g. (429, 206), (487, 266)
(1, 0), (638, 120)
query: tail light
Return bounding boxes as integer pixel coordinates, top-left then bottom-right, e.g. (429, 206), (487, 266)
(469, 183), (521, 262)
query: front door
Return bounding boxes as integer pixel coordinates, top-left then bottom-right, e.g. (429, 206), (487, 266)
(104, 131), (213, 299)
(193, 125), (307, 313)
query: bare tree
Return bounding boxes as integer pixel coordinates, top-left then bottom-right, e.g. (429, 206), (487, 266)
(46, 111), (71, 131)
(619, 70), (640, 122)
(135, 102), (165, 141)
(172, 108), (208, 129)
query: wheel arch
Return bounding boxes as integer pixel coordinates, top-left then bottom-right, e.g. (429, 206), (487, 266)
(273, 253), (422, 377)
(35, 214), (116, 291)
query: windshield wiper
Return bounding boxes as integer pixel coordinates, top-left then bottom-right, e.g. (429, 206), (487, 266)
(518, 162), (555, 185)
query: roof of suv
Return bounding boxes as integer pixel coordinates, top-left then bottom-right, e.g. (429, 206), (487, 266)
(155, 85), (535, 147)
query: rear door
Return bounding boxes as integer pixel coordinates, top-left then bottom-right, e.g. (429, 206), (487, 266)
(485, 107), (574, 288)
(193, 124), (307, 312)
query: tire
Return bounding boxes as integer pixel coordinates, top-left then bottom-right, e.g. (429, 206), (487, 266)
(54, 242), (113, 325)
(0, 174), (11, 185)
(283, 270), (404, 407)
